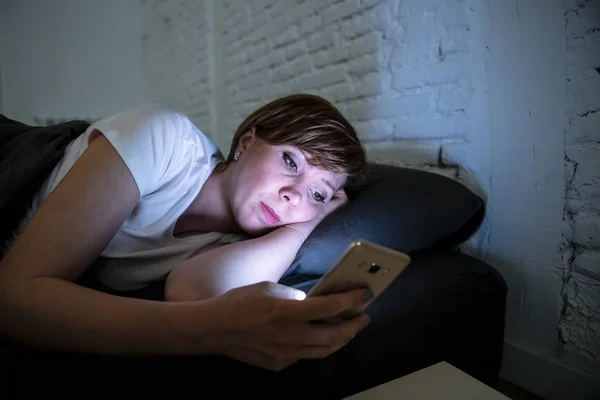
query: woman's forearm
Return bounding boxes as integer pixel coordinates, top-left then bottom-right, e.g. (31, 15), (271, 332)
(0, 273), (218, 355)
(165, 221), (319, 301)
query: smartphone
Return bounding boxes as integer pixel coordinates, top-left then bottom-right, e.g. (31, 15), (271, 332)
(306, 239), (411, 318)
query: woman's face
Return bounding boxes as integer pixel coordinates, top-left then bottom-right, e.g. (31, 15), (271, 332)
(228, 130), (347, 236)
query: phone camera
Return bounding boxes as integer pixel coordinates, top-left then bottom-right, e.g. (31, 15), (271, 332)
(368, 263), (381, 274)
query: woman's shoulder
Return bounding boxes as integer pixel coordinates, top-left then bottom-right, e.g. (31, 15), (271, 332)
(92, 103), (191, 134)
(92, 103), (218, 154)
(86, 103), (220, 196)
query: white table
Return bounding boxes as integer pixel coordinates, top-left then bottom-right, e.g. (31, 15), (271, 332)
(344, 361), (510, 400)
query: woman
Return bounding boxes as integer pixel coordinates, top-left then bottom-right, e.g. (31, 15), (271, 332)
(0, 94), (371, 372)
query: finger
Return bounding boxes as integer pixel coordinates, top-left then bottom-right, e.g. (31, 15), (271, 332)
(263, 282), (307, 301)
(335, 189), (348, 201)
(316, 314), (370, 344)
(292, 288), (372, 321)
(258, 348), (298, 371)
(231, 347), (297, 372)
(290, 317), (369, 359)
(264, 357), (298, 372)
(294, 345), (341, 359)
(298, 314), (371, 347)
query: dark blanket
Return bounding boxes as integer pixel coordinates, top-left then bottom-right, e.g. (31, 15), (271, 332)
(0, 115), (89, 256)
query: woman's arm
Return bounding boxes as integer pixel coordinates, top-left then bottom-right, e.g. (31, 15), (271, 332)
(0, 133), (212, 355)
(165, 194), (348, 302)
(165, 224), (311, 302)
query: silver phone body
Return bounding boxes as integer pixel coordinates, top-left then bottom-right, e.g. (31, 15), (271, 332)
(307, 240), (411, 315)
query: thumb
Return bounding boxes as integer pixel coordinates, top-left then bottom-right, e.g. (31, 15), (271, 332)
(266, 283), (307, 301)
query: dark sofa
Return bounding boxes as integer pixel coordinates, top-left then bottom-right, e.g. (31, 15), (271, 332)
(0, 115), (507, 399)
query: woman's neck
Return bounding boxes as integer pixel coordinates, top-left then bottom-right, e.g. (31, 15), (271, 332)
(178, 168), (240, 234)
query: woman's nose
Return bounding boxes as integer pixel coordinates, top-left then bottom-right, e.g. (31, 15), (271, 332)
(281, 187), (301, 206)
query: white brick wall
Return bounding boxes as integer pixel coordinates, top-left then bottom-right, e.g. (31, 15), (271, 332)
(482, 0), (566, 366)
(140, 0), (596, 377)
(559, 0), (600, 374)
(141, 0), (213, 136)
(220, 0), (475, 157)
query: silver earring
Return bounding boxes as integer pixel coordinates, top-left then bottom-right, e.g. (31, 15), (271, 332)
(233, 152), (240, 161)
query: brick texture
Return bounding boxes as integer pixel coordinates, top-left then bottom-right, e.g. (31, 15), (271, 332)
(219, 0), (473, 156)
(141, 0), (485, 183)
(141, 0), (213, 135)
(560, 0), (600, 373)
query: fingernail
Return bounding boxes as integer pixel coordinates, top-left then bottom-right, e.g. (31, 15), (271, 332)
(363, 289), (374, 303)
(364, 315), (371, 327)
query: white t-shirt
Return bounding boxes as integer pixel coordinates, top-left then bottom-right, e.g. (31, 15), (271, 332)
(8, 104), (245, 291)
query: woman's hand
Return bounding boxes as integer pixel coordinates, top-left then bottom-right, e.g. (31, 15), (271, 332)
(285, 189), (349, 241)
(321, 189), (349, 220)
(204, 281), (370, 371)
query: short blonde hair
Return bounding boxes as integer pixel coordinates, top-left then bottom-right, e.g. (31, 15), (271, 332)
(218, 94), (366, 185)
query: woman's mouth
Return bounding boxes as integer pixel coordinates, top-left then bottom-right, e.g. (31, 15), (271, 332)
(260, 202), (281, 224)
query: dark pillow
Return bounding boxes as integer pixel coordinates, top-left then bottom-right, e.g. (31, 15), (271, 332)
(282, 163), (485, 279)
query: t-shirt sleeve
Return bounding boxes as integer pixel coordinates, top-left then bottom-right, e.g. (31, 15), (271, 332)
(218, 232), (250, 245)
(90, 104), (190, 197)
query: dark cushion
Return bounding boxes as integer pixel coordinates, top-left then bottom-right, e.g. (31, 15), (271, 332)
(284, 163), (485, 278)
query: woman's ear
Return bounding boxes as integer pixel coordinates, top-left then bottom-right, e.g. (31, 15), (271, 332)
(236, 127), (257, 153)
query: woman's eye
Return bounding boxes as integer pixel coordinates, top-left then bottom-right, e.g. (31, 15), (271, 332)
(283, 153), (297, 171)
(312, 191), (326, 203)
